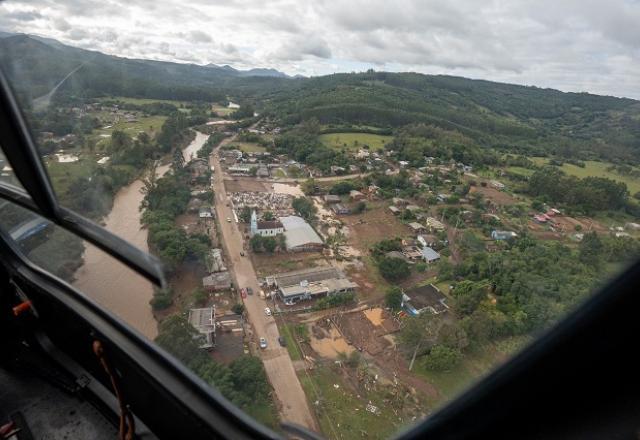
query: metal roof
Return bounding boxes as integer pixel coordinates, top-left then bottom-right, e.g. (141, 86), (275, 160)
(279, 216), (323, 250)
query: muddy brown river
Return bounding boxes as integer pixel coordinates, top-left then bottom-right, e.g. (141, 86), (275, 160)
(73, 131), (208, 340)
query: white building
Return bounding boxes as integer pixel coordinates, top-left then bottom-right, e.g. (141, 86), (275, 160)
(250, 210), (284, 237)
(188, 307), (216, 349)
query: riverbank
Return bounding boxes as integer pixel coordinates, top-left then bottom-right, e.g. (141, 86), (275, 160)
(73, 130), (209, 340)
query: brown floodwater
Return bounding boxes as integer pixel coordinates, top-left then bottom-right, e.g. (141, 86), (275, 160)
(73, 131), (208, 340)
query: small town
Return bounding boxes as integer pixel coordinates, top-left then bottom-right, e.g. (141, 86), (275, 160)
(1, 20), (639, 438)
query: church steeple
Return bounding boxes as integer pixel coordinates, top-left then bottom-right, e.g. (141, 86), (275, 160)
(250, 209), (258, 236)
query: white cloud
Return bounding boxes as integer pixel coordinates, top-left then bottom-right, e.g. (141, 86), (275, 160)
(0, 0), (638, 98)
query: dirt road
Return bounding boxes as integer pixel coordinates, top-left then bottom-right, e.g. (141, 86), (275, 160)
(210, 136), (318, 431)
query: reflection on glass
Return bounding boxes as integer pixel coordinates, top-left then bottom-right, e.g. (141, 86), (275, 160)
(0, 200), (157, 338)
(0, 148), (23, 189)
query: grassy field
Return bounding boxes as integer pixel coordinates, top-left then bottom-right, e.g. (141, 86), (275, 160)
(211, 104), (235, 116)
(278, 323), (307, 361)
(100, 96), (188, 106)
(94, 115), (167, 137)
(234, 142), (267, 153)
(529, 158), (640, 193)
(45, 157), (95, 194)
(299, 367), (414, 439)
(413, 335), (531, 409)
(91, 115), (167, 150)
(506, 166), (535, 177)
(319, 132), (392, 151)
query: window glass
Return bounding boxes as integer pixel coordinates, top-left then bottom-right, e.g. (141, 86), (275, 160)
(0, 148), (24, 190)
(0, 198), (279, 429)
(1, 5), (640, 439)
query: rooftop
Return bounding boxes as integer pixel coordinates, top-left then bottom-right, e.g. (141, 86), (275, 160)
(202, 271), (231, 288)
(421, 247), (441, 261)
(257, 220), (283, 230)
(279, 216), (323, 250)
(188, 307), (215, 331)
(267, 265), (341, 288)
(403, 284), (448, 314)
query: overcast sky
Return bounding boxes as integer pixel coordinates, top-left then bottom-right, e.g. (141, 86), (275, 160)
(1, 0), (639, 99)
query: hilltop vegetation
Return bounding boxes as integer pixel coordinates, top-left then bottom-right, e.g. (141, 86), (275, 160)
(262, 71), (640, 164)
(3, 34), (639, 166)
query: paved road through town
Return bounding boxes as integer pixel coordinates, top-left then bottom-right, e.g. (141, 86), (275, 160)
(209, 136), (318, 431)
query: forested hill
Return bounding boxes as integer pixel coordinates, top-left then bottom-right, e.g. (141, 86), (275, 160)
(260, 71), (640, 163)
(0, 34), (290, 104)
(1, 34), (639, 162)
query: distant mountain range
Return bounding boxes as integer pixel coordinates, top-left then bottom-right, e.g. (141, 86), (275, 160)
(1, 32), (638, 163)
(0, 33), (293, 102)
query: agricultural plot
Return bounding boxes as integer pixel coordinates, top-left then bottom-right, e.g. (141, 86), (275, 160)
(530, 158), (640, 194)
(319, 132), (392, 151)
(234, 142), (267, 153)
(100, 96), (188, 106)
(211, 104), (235, 116)
(93, 115), (167, 138)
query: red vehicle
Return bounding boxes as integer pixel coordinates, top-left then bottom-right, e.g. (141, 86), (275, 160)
(240, 288), (247, 299)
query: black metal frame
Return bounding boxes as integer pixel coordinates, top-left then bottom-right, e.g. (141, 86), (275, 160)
(1, 60), (639, 440)
(0, 223), (280, 439)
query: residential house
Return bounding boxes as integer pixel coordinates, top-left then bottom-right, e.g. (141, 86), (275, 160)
(402, 284), (448, 316)
(402, 246), (423, 261)
(332, 204), (351, 215)
(421, 247), (441, 263)
(491, 230), (517, 240)
(199, 206), (213, 218)
(324, 195), (341, 204)
(202, 271), (232, 292)
(408, 222), (426, 233)
(350, 190), (365, 201)
(205, 249), (226, 273)
(417, 234), (439, 248)
(426, 217), (446, 232)
(490, 180), (505, 190)
(188, 307), (216, 349)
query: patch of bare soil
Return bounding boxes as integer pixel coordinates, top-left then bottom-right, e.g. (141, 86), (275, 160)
(470, 186), (518, 206)
(223, 178), (269, 192)
(250, 252), (329, 278)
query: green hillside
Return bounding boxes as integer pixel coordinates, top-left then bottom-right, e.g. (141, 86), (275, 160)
(260, 71), (640, 163)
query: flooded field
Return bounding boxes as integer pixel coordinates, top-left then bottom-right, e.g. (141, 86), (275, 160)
(309, 322), (355, 359)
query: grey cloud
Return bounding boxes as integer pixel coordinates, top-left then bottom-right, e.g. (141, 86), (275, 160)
(5, 10), (42, 21)
(273, 35), (332, 61)
(188, 30), (212, 43)
(1, 0), (639, 98)
(53, 17), (71, 31)
(67, 28), (89, 40)
(221, 42), (239, 54)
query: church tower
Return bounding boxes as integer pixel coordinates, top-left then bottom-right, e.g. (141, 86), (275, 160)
(250, 209), (258, 236)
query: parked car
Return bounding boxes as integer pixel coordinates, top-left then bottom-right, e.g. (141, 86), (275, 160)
(259, 290), (265, 299)
(240, 251), (245, 257)
(278, 336), (286, 347)
(259, 338), (267, 349)
(240, 288), (247, 299)
(247, 287), (253, 295)
(226, 217), (231, 222)
(264, 307), (272, 316)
